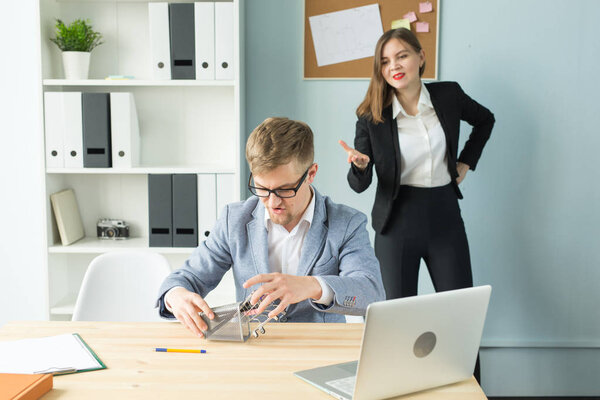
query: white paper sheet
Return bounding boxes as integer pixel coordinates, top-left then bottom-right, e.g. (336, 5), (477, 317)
(309, 4), (384, 67)
(0, 333), (102, 374)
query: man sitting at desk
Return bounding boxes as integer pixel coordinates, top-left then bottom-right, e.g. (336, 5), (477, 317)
(157, 117), (385, 337)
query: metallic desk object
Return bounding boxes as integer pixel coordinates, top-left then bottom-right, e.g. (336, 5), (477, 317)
(200, 292), (286, 341)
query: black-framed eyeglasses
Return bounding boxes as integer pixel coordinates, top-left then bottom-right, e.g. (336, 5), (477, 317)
(248, 168), (310, 198)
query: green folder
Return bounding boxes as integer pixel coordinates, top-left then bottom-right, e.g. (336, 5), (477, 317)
(0, 333), (106, 375)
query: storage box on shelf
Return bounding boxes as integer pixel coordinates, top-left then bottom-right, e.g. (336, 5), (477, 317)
(40, 0), (244, 320)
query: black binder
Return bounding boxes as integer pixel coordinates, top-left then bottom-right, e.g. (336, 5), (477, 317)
(82, 93), (111, 168)
(172, 174), (198, 247)
(148, 174), (173, 247)
(169, 3), (196, 79)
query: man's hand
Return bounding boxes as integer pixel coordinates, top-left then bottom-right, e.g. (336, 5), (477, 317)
(339, 140), (370, 171)
(242, 273), (322, 318)
(456, 162), (470, 185)
(165, 287), (215, 338)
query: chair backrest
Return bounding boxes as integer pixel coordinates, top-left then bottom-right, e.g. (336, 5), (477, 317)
(72, 251), (172, 322)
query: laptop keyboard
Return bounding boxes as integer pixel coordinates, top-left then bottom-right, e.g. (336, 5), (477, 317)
(326, 375), (356, 396)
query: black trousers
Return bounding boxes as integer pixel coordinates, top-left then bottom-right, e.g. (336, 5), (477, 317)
(374, 184), (480, 382)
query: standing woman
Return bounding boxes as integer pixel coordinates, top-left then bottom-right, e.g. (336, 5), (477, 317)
(340, 28), (495, 301)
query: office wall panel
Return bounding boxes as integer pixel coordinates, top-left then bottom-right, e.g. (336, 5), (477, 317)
(245, 0), (600, 395)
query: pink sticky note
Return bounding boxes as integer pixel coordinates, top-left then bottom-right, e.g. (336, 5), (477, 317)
(419, 2), (433, 13)
(416, 22), (430, 33)
(403, 11), (418, 23)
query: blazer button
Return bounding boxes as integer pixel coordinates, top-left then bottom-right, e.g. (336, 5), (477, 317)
(279, 316), (288, 322)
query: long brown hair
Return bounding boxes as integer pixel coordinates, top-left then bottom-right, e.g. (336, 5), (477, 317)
(356, 29), (426, 124)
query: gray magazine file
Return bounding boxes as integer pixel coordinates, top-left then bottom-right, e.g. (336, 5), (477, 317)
(82, 92), (111, 168)
(172, 174), (198, 247)
(169, 3), (196, 79)
(148, 174), (173, 247)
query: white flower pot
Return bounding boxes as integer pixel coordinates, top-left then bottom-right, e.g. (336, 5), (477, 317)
(62, 51), (91, 80)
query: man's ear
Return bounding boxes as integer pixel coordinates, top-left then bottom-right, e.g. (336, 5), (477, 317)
(307, 163), (318, 184)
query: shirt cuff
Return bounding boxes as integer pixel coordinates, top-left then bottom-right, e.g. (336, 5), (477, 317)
(351, 162), (369, 175)
(164, 286), (184, 313)
(313, 277), (334, 305)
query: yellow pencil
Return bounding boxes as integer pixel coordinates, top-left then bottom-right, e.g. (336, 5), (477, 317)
(155, 348), (206, 353)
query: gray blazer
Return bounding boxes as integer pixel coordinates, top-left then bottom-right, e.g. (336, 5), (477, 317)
(156, 188), (385, 322)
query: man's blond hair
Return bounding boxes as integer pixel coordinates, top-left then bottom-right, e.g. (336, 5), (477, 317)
(246, 117), (314, 175)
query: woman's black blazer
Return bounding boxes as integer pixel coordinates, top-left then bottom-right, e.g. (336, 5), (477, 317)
(347, 81), (495, 234)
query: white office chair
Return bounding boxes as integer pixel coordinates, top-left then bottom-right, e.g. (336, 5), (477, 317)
(72, 251), (172, 322)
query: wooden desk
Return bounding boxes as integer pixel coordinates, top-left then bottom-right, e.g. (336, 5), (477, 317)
(0, 322), (487, 399)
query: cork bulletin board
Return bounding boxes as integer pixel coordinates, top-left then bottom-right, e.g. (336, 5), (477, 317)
(304, 0), (439, 80)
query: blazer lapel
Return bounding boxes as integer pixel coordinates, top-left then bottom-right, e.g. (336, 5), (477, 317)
(246, 202), (270, 276)
(426, 83), (456, 165)
(297, 189), (327, 277)
(427, 83), (449, 133)
(387, 105), (402, 199)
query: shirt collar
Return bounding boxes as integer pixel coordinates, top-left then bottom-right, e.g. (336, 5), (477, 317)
(392, 81), (433, 119)
(264, 186), (315, 233)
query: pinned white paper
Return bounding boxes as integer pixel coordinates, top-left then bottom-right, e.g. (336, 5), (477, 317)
(309, 4), (384, 67)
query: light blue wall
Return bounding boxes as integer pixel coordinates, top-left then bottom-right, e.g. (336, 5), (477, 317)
(245, 0), (600, 396)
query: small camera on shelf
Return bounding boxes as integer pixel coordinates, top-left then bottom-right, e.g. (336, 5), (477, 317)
(97, 219), (130, 240)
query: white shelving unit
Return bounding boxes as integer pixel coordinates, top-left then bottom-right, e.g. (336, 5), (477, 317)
(43, 79), (235, 87)
(47, 166), (236, 174)
(39, 0), (244, 320)
(48, 237), (197, 254)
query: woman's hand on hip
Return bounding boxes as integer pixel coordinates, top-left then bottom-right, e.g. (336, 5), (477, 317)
(339, 140), (370, 170)
(456, 162), (470, 184)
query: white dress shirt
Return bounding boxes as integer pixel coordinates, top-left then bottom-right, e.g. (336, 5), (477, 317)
(392, 82), (452, 187)
(264, 187), (334, 305)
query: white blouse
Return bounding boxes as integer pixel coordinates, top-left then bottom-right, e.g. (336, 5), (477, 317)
(392, 83), (452, 188)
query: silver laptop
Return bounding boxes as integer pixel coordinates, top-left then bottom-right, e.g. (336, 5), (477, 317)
(294, 285), (491, 400)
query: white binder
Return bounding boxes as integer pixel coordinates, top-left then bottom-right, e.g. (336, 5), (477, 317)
(148, 2), (172, 80)
(43, 92), (65, 168)
(62, 92), (83, 168)
(110, 92), (140, 168)
(197, 174), (217, 241)
(195, 2), (215, 80)
(215, 1), (234, 80)
(216, 173), (236, 218)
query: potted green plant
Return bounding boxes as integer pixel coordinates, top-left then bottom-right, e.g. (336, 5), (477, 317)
(50, 19), (103, 80)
